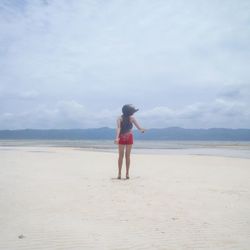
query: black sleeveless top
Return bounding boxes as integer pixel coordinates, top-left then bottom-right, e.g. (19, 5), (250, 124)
(120, 115), (133, 135)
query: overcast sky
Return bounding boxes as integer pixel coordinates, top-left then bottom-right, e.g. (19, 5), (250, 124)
(0, 0), (250, 129)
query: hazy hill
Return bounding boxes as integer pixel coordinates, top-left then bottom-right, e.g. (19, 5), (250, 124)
(0, 127), (250, 140)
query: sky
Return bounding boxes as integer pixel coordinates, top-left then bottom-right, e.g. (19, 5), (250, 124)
(0, 0), (250, 129)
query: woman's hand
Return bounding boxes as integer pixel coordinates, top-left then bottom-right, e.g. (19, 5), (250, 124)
(114, 138), (119, 144)
(140, 128), (146, 133)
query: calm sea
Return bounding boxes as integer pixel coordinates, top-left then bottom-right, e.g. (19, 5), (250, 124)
(0, 140), (250, 159)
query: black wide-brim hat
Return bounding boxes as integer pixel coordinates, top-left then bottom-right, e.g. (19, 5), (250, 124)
(122, 104), (139, 116)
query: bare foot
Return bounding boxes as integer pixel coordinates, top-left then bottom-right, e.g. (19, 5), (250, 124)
(117, 176), (121, 179)
(126, 176), (130, 179)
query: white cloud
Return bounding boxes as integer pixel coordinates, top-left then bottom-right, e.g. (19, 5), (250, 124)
(0, 95), (249, 129)
(18, 90), (39, 99)
(0, 0), (249, 129)
(137, 97), (250, 129)
(0, 100), (119, 129)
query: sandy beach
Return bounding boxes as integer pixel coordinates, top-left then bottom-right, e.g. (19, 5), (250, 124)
(0, 146), (250, 250)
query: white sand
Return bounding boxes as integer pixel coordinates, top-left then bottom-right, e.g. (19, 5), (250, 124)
(0, 146), (250, 250)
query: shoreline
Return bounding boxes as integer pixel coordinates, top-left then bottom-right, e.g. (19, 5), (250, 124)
(1, 143), (250, 159)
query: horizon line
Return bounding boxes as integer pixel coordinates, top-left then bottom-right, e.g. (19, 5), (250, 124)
(1, 127), (250, 131)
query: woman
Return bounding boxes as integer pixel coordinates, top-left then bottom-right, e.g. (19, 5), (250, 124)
(114, 104), (145, 179)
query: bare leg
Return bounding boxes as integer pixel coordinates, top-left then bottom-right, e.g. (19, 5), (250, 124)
(118, 144), (125, 179)
(125, 144), (132, 179)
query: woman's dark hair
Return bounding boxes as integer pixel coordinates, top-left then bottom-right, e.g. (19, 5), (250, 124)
(122, 104), (138, 116)
(120, 104), (138, 134)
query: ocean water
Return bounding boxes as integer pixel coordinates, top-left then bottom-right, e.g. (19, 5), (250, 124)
(0, 140), (250, 159)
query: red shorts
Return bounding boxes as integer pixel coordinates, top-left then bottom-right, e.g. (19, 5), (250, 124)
(119, 132), (133, 145)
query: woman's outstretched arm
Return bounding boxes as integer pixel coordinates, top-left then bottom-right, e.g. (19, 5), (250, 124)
(130, 117), (146, 133)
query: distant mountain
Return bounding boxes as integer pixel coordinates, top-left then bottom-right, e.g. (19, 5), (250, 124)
(0, 127), (114, 140)
(0, 127), (250, 140)
(135, 127), (250, 141)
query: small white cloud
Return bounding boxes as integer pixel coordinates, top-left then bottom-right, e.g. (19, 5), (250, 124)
(19, 90), (39, 99)
(56, 100), (87, 119)
(140, 106), (174, 118)
(219, 84), (250, 100)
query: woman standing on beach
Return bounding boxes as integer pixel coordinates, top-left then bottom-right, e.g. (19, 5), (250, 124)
(114, 104), (145, 179)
